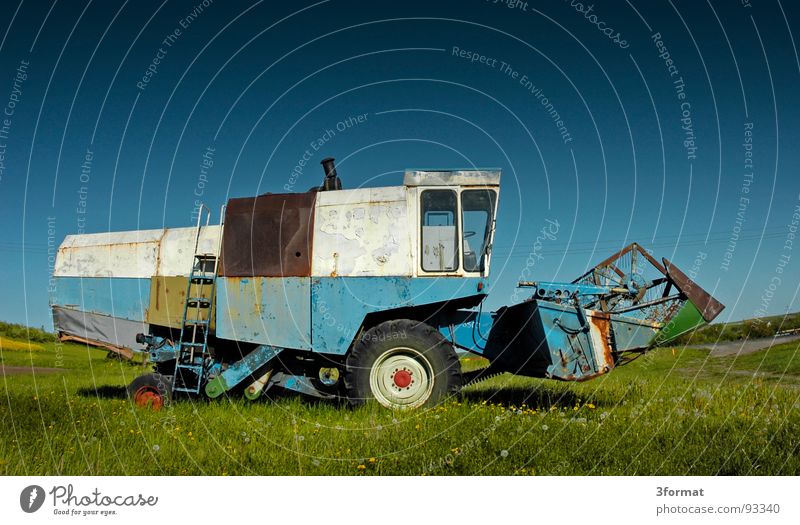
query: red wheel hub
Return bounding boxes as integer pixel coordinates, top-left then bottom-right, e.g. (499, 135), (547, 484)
(393, 369), (412, 388)
(134, 386), (164, 411)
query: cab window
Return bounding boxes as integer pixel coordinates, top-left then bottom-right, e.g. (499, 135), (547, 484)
(420, 190), (458, 272)
(461, 189), (496, 272)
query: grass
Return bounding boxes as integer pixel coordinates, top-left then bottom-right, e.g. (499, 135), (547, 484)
(676, 311), (800, 344)
(1, 337), (799, 475)
(0, 336), (45, 352)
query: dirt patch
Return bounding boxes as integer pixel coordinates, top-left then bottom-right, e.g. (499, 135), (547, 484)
(689, 335), (800, 357)
(1, 364), (64, 376)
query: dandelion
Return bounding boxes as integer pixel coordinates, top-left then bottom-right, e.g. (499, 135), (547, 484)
(368, 457), (376, 464)
(376, 425), (383, 431)
(541, 424), (549, 431)
(298, 435), (305, 442)
(587, 403), (595, 409)
(600, 412), (609, 420)
(312, 459), (320, 466)
(357, 464), (366, 470)
(152, 445), (160, 452)
(500, 449), (509, 458)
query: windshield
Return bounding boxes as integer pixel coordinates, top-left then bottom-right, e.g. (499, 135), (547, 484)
(461, 189), (496, 272)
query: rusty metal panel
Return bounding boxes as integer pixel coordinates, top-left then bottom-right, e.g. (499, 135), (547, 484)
(147, 276), (215, 330)
(663, 258), (725, 322)
(220, 192), (316, 277)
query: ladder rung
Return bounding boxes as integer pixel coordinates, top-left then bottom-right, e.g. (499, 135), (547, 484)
(184, 319), (209, 325)
(195, 254), (217, 261)
(190, 277), (214, 284)
(187, 299), (211, 308)
(180, 342), (205, 347)
(176, 363), (204, 371)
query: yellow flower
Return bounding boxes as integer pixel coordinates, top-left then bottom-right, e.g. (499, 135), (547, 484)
(587, 403), (596, 409)
(368, 457), (376, 464)
(357, 464), (366, 470)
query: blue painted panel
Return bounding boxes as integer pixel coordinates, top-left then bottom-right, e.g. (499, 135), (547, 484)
(216, 277), (311, 350)
(439, 311), (493, 355)
(311, 276), (487, 355)
(52, 277), (150, 322)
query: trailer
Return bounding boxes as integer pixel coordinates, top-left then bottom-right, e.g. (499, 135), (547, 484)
(51, 158), (724, 410)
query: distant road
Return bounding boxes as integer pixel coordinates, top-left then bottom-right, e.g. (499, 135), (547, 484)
(688, 334), (800, 357)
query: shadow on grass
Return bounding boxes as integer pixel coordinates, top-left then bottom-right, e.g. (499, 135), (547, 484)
(462, 385), (581, 409)
(77, 385), (128, 399)
(74, 382), (587, 410)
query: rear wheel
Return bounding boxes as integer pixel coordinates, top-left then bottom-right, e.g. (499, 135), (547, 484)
(344, 319), (461, 410)
(127, 373), (172, 410)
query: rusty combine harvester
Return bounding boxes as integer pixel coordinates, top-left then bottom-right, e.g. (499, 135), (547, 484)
(51, 158), (724, 410)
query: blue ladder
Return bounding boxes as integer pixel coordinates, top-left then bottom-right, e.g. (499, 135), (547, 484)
(173, 205), (222, 394)
(173, 253), (218, 394)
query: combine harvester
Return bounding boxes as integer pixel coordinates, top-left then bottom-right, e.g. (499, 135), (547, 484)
(52, 158), (724, 410)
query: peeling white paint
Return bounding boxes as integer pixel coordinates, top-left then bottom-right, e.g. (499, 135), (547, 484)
(312, 186), (413, 277)
(55, 225), (221, 278)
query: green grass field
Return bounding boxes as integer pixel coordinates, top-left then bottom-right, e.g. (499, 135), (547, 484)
(1, 338), (799, 475)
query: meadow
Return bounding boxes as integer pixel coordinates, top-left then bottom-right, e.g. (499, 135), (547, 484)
(1, 336), (798, 476)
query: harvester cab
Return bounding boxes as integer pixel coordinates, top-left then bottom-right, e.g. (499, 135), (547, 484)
(50, 158), (724, 410)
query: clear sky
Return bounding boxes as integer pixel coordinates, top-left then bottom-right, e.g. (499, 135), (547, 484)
(0, 0), (798, 329)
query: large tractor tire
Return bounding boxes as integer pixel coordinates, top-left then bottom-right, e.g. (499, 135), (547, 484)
(344, 319), (461, 410)
(127, 373), (172, 411)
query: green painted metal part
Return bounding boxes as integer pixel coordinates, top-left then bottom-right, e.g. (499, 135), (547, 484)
(650, 300), (706, 346)
(204, 375), (228, 398)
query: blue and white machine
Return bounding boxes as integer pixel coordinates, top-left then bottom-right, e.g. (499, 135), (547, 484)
(52, 158), (724, 410)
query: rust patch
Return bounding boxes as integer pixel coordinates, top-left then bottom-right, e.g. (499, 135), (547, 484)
(220, 192), (317, 277)
(663, 257), (725, 322)
(588, 312), (615, 371)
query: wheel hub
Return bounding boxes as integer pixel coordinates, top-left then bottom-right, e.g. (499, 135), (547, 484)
(393, 369), (412, 388)
(134, 386), (164, 411)
(369, 347), (434, 410)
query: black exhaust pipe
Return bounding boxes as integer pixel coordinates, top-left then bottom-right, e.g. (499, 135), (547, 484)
(320, 157), (342, 191)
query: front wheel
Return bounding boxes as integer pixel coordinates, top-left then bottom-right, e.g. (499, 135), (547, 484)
(127, 372), (172, 410)
(344, 319), (461, 410)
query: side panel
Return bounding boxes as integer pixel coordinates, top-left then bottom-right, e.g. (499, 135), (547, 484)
(312, 187), (412, 277)
(310, 276), (486, 355)
(52, 276), (151, 322)
(54, 231), (162, 278)
(147, 275), (217, 330)
(51, 276), (150, 351)
(215, 277), (311, 350)
(52, 306), (146, 353)
(220, 192), (316, 277)
(157, 226), (221, 276)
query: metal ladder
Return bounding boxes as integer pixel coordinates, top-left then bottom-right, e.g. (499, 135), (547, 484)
(173, 204), (224, 394)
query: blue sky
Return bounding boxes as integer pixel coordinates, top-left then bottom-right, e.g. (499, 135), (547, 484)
(0, 0), (798, 329)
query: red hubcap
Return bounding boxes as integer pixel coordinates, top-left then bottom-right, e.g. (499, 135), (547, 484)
(134, 386), (164, 411)
(393, 369), (412, 388)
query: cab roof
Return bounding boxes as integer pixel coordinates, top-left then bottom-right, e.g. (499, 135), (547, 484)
(403, 169), (501, 187)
